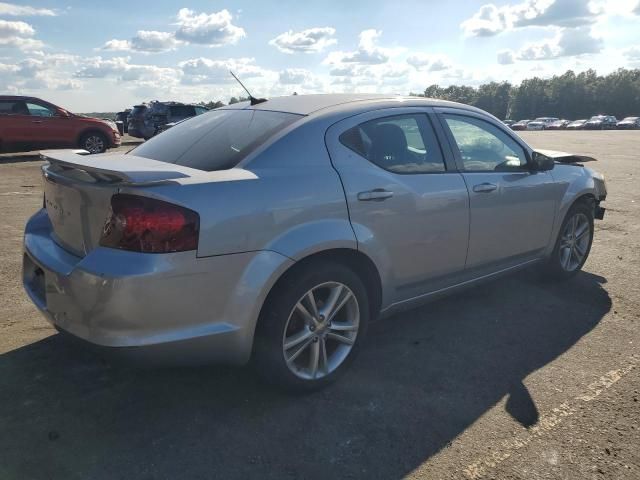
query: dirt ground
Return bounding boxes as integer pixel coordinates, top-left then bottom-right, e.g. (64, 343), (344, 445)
(0, 131), (638, 480)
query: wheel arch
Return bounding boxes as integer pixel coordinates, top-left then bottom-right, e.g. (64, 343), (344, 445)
(76, 128), (109, 147)
(256, 248), (383, 336)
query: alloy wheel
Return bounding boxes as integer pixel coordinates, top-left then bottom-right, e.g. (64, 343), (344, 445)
(84, 135), (105, 154)
(282, 281), (359, 380)
(559, 212), (591, 272)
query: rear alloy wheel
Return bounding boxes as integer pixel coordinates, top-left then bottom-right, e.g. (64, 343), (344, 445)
(80, 132), (107, 154)
(254, 262), (369, 392)
(544, 202), (594, 280)
(283, 281), (360, 381)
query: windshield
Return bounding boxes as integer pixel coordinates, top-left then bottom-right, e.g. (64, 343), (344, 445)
(131, 109), (301, 171)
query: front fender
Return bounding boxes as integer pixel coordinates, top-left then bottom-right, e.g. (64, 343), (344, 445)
(545, 164), (601, 256)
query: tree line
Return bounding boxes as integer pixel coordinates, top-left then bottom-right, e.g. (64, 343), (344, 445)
(411, 68), (640, 121)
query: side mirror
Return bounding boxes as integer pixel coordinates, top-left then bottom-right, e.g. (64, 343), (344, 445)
(55, 109), (70, 118)
(530, 151), (555, 171)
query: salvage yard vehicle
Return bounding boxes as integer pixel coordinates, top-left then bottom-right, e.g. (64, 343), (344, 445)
(584, 115), (618, 130)
(23, 94), (607, 391)
(546, 119), (571, 130)
(566, 119), (588, 130)
(616, 116), (640, 129)
(526, 117), (559, 130)
(127, 101), (209, 140)
(0, 96), (121, 154)
(510, 119), (530, 130)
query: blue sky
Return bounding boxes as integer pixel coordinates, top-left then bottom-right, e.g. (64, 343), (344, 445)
(1, 0), (640, 111)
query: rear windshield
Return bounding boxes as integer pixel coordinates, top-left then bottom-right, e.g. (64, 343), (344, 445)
(169, 105), (196, 117)
(131, 109), (301, 171)
(131, 105), (148, 116)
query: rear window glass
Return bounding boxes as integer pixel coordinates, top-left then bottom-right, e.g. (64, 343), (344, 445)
(0, 100), (27, 115)
(131, 105), (148, 115)
(169, 105), (196, 117)
(131, 109), (301, 171)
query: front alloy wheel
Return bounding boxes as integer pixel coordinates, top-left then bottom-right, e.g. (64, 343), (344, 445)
(544, 202), (594, 280)
(283, 282), (359, 380)
(82, 134), (106, 154)
(559, 213), (591, 272)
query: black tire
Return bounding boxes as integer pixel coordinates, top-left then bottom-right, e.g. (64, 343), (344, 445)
(80, 132), (108, 154)
(542, 201), (594, 280)
(253, 261), (369, 392)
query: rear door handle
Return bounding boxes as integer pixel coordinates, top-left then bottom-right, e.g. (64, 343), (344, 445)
(473, 183), (498, 193)
(357, 189), (394, 201)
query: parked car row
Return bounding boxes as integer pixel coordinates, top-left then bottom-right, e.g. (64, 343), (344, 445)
(503, 115), (640, 130)
(124, 101), (209, 140)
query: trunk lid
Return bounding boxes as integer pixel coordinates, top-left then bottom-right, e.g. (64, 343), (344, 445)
(40, 149), (255, 257)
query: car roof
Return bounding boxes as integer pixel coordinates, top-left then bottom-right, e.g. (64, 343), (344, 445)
(219, 93), (483, 116)
(0, 95), (43, 101)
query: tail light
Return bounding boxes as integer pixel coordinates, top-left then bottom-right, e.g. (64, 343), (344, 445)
(100, 194), (199, 253)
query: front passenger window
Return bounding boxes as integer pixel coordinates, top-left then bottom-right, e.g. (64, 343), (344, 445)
(443, 115), (527, 172)
(26, 103), (55, 117)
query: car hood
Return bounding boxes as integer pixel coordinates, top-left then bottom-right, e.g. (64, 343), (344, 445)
(535, 149), (597, 164)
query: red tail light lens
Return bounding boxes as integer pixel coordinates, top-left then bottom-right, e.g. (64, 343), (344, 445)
(100, 194), (199, 253)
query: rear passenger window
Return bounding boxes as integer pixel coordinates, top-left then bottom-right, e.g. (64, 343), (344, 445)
(0, 100), (27, 115)
(339, 114), (445, 174)
(170, 105), (196, 117)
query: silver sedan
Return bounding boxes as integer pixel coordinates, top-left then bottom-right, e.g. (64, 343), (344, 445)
(23, 94), (607, 391)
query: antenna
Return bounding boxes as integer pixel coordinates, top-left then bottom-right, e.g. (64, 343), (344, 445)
(229, 71), (267, 106)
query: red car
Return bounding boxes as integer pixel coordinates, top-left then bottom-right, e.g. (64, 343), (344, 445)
(0, 96), (120, 154)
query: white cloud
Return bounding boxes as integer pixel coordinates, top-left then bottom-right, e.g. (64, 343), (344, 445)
(0, 2), (56, 16)
(461, 0), (602, 37)
(269, 27), (337, 54)
(179, 57), (273, 85)
(73, 56), (179, 87)
(278, 68), (313, 84)
(497, 50), (516, 64)
(624, 45), (640, 66)
(0, 56), (83, 92)
(406, 53), (453, 71)
(102, 31), (180, 53)
(0, 19), (34, 37)
(174, 8), (245, 46)
(516, 26), (603, 60)
(324, 29), (394, 65)
(0, 19), (44, 50)
(102, 39), (130, 51)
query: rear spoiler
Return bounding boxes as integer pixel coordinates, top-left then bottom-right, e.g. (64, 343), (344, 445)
(39, 149), (256, 185)
(534, 149), (596, 164)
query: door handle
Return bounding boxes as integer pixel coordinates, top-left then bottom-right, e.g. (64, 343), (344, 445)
(357, 189), (394, 201)
(473, 183), (498, 193)
(31, 120), (43, 124)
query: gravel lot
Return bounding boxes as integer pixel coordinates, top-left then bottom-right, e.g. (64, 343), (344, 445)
(0, 131), (638, 480)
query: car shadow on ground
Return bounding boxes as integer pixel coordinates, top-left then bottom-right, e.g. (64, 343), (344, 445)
(0, 270), (610, 480)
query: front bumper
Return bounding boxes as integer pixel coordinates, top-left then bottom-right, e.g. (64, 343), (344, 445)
(23, 209), (293, 366)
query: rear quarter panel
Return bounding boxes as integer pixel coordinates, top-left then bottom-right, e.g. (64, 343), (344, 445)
(122, 120), (357, 260)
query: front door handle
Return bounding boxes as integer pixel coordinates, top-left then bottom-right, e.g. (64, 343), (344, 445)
(31, 120), (43, 124)
(473, 183), (498, 193)
(357, 189), (394, 201)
